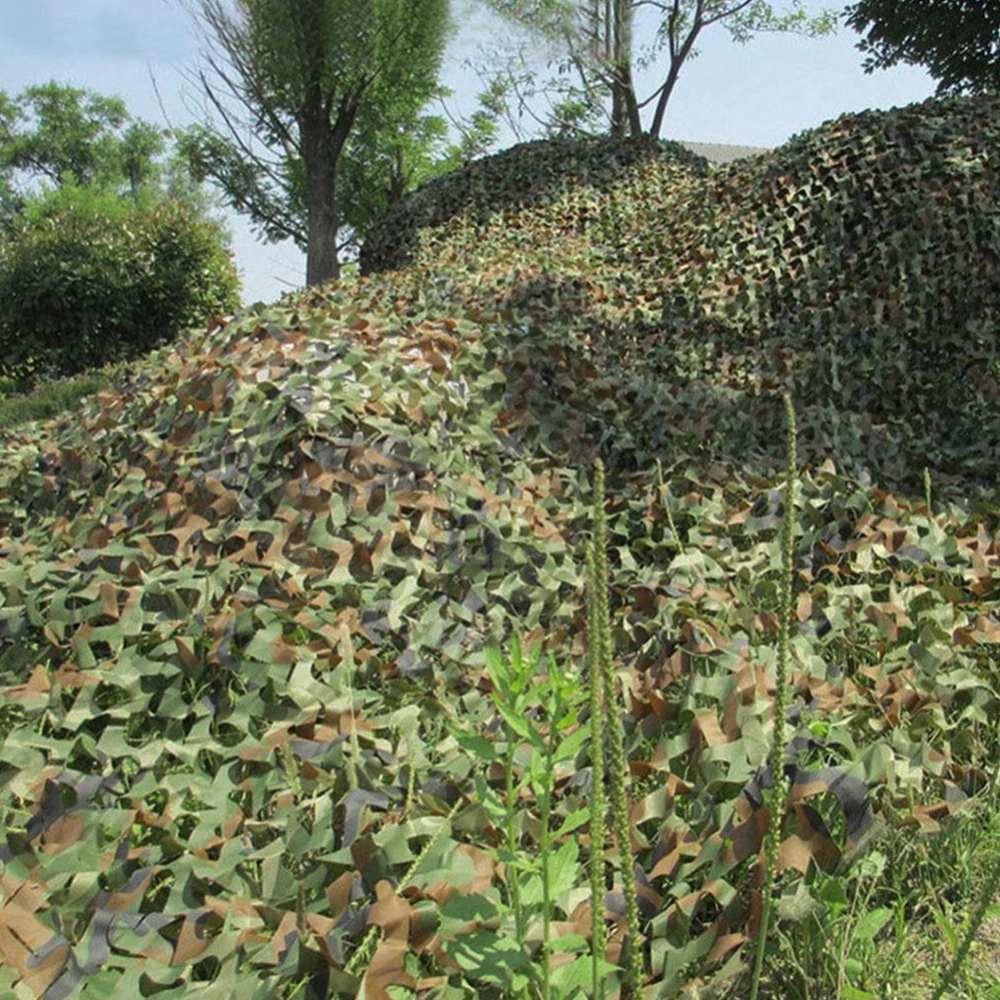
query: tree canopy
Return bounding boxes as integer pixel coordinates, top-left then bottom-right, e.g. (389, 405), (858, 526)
(180, 0), (455, 286)
(844, 0), (1000, 94)
(0, 82), (238, 387)
(0, 81), (179, 229)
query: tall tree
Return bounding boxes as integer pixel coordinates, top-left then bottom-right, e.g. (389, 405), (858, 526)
(180, 0), (453, 286)
(477, 0), (836, 139)
(844, 0), (1000, 94)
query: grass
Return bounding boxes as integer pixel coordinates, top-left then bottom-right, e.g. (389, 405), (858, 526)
(0, 360), (139, 430)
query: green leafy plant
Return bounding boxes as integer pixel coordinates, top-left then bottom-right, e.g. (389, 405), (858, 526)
(0, 193), (239, 382)
(450, 636), (594, 999)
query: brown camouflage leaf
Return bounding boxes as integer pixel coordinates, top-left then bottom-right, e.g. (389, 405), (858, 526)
(755, 610), (779, 634)
(719, 805), (769, 867)
(20, 942), (67, 999)
(631, 585), (657, 615)
(367, 880), (411, 944)
(268, 909), (298, 965)
(953, 614), (1000, 645)
(40, 814), (84, 855)
(796, 591), (812, 622)
(363, 939), (417, 1000)
(898, 798), (952, 832)
(203, 896), (267, 949)
(680, 618), (726, 653)
(864, 604), (899, 641)
(3, 665), (51, 700)
(173, 912), (213, 964)
(103, 868), (156, 912)
(779, 803), (840, 874)
(0, 877), (67, 997)
(325, 873), (358, 924)
(688, 711), (728, 752)
(649, 828), (703, 881)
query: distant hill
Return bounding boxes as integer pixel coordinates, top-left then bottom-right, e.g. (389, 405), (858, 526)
(679, 140), (770, 163)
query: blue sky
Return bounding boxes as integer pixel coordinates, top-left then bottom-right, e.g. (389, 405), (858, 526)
(2, 0), (936, 303)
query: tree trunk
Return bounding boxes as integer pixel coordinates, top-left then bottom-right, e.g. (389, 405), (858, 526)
(304, 144), (340, 286)
(609, 0), (640, 137)
(648, 19), (702, 139)
(301, 86), (359, 287)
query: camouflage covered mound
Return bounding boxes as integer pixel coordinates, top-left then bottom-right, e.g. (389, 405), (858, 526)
(359, 133), (710, 274)
(362, 94), (1000, 497)
(628, 95), (1000, 486)
(2, 96), (1000, 1000)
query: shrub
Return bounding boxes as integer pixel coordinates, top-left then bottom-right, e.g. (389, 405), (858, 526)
(0, 192), (240, 382)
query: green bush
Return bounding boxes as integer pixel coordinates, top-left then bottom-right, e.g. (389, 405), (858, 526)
(0, 193), (240, 382)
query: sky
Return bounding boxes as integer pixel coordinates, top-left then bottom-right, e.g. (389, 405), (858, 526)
(1, 0), (937, 304)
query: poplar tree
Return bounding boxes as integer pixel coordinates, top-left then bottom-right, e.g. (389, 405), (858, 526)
(181, 0), (454, 286)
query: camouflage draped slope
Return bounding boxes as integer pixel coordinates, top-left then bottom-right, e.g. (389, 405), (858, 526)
(1, 94), (999, 999)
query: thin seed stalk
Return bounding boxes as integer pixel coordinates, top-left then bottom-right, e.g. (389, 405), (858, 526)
(541, 705), (561, 1000)
(592, 459), (643, 997)
(749, 394), (797, 1000)
(345, 803), (458, 978)
(586, 542), (608, 1000)
(656, 457), (681, 553)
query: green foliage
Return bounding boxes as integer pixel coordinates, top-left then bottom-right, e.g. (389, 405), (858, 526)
(845, 0), (1000, 95)
(0, 194), (239, 381)
(451, 637), (594, 999)
(0, 371), (112, 430)
(0, 81), (173, 210)
(2, 90), (1000, 999)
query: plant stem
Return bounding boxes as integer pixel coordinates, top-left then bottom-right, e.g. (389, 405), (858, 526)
(592, 458), (644, 998)
(749, 393), (797, 1000)
(540, 700), (558, 1000)
(656, 457), (681, 553)
(505, 694), (526, 948)
(586, 540), (608, 1000)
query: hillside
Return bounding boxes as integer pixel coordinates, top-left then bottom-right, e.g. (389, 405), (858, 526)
(1, 95), (1000, 999)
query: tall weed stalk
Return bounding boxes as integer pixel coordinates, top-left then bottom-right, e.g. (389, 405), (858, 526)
(589, 458), (644, 997)
(749, 394), (797, 1000)
(586, 541), (608, 1000)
